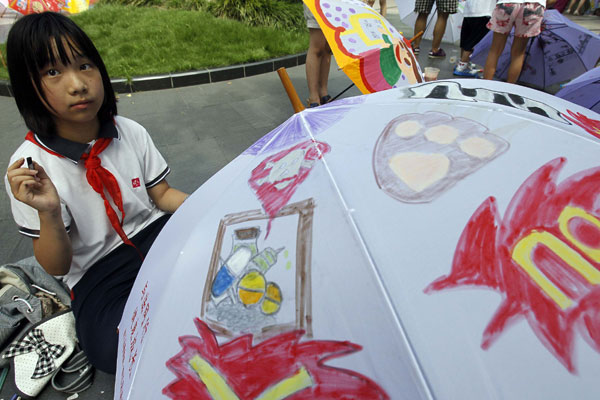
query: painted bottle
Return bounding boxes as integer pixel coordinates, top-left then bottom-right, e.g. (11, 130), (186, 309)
(247, 247), (284, 274)
(211, 246), (253, 298)
(232, 227), (260, 257)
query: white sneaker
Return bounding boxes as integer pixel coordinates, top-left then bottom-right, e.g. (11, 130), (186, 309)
(453, 63), (479, 77)
(468, 62), (483, 73)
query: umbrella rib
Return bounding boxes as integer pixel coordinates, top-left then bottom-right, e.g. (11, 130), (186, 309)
(297, 111), (435, 400)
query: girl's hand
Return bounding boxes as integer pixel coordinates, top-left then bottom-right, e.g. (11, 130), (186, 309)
(6, 158), (61, 214)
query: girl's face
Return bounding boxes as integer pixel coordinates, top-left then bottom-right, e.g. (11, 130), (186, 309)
(38, 39), (104, 140)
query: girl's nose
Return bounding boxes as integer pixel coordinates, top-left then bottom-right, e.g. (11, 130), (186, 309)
(67, 72), (88, 94)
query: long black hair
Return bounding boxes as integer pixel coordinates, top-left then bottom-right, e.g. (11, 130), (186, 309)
(7, 12), (117, 137)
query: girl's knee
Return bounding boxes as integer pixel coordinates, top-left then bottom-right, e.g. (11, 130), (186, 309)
(75, 313), (120, 374)
(78, 328), (119, 373)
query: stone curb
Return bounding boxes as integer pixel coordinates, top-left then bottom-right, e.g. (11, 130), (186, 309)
(0, 52), (307, 97)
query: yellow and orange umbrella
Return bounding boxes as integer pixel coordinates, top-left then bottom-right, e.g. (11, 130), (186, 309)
(303, 0), (423, 94)
(8, 0), (61, 15)
(60, 0), (93, 15)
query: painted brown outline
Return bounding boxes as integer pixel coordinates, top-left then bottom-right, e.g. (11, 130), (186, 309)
(201, 198), (315, 339)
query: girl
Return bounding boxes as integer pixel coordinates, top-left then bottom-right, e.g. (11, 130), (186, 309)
(4, 12), (189, 374)
(483, 0), (556, 83)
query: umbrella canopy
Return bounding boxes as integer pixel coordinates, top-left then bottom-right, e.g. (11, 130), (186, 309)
(60, 0), (90, 14)
(303, 0), (423, 94)
(556, 66), (600, 113)
(7, 0), (60, 14)
(116, 79), (600, 399)
(471, 9), (600, 89)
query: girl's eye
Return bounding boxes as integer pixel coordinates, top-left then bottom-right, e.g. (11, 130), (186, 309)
(80, 63), (93, 71)
(46, 69), (60, 77)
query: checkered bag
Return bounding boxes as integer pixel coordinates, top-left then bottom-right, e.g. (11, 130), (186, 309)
(3, 310), (76, 398)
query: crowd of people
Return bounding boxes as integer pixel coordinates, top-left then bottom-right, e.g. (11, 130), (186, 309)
(416, 0), (561, 83)
(304, 0), (598, 105)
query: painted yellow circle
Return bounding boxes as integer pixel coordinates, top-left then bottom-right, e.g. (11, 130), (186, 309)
(237, 271), (266, 305)
(261, 282), (282, 315)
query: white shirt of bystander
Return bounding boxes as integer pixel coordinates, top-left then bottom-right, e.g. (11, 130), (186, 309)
(496, 0), (547, 7)
(463, 0), (496, 17)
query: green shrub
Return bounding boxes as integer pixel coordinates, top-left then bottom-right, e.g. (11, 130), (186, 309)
(207, 0), (305, 30)
(95, 0), (305, 29)
(163, 0), (207, 10)
(99, 0), (164, 7)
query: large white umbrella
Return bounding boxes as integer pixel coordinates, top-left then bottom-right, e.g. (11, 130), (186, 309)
(116, 79), (600, 399)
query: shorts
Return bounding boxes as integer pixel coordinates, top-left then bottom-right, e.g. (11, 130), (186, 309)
(304, 4), (320, 29)
(487, 3), (545, 38)
(460, 16), (491, 51)
(415, 0), (458, 14)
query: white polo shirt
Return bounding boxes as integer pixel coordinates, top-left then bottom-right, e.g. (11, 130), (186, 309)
(464, 0), (496, 17)
(497, 0), (546, 7)
(5, 116), (169, 288)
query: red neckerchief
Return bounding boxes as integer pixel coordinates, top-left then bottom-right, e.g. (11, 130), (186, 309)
(80, 138), (142, 259)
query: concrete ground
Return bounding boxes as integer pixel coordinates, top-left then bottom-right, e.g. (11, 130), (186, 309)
(0, 3), (598, 399)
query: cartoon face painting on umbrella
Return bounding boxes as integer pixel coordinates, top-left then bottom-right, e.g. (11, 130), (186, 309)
(114, 78), (600, 400)
(303, 0), (423, 94)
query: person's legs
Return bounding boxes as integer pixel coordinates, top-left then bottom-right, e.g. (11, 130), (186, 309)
(318, 48), (331, 100)
(506, 36), (529, 83)
(413, 13), (428, 50)
(504, 2), (542, 82)
(413, 0), (435, 50)
(379, 0), (387, 16)
(306, 28), (329, 105)
(484, 32), (509, 80)
(460, 49), (471, 63)
(71, 215), (170, 374)
(574, 0), (587, 14)
(431, 12), (449, 52)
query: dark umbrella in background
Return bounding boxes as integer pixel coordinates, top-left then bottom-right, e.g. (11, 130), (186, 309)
(556, 66), (600, 114)
(471, 10), (600, 89)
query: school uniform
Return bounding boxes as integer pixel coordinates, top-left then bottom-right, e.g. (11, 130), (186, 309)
(5, 115), (171, 373)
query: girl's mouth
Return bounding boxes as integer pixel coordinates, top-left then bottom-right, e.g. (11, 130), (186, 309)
(71, 100), (92, 110)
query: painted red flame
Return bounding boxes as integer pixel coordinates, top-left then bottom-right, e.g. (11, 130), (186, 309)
(163, 319), (389, 399)
(249, 140), (330, 237)
(562, 110), (600, 140)
(426, 157), (600, 373)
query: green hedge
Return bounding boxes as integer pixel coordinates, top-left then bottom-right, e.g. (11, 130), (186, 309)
(98, 0), (306, 30)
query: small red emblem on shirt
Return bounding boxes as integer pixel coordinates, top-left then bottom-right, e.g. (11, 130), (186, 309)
(132, 178), (141, 188)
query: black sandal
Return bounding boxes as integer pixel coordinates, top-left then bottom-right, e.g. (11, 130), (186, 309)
(320, 95), (332, 104)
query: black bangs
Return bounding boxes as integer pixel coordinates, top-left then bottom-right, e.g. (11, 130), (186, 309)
(7, 12), (117, 137)
(33, 33), (86, 73)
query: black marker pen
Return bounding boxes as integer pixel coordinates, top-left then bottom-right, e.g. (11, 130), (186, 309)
(26, 157), (34, 170)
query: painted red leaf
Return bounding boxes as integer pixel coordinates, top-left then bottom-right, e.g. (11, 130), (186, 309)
(426, 158), (600, 373)
(163, 319), (389, 399)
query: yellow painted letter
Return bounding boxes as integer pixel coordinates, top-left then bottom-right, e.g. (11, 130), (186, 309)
(559, 206), (600, 263)
(512, 230), (600, 309)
